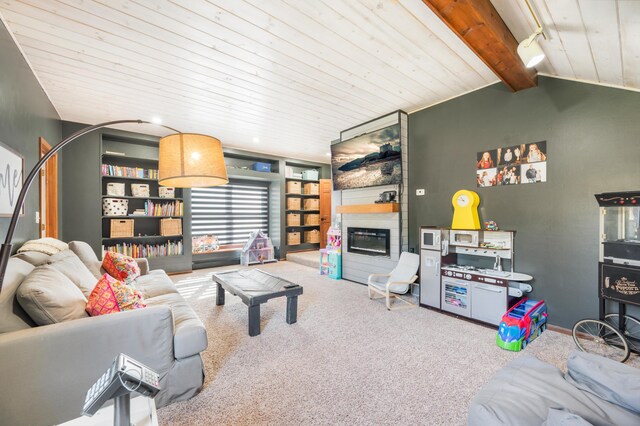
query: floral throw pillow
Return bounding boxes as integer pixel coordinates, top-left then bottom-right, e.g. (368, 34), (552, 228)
(102, 252), (141, 284)
(86, 274), (146, 316)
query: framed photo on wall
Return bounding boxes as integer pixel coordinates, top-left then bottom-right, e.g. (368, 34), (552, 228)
(0, 141), (25, 217)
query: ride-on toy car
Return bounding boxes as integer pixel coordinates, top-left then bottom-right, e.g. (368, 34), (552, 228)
(497, 298), (547, 351)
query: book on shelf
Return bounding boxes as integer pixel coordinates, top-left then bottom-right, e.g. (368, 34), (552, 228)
(144, 200), (183, 216)
(101, 164), (158, 179)
(102, 240), (183, 258)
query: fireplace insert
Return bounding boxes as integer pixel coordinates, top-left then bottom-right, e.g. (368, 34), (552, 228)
(347, 227), (391, 257)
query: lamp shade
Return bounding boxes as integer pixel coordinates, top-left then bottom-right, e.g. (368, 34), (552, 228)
(517, 35), (545, 68)
(158, 133), (228, 188)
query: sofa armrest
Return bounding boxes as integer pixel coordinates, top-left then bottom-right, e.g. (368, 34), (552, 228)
(135, 258), (150, 275)
(0, 306), (175, 426)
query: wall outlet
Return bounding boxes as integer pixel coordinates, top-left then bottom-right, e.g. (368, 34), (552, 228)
(416, 188), (425, 196)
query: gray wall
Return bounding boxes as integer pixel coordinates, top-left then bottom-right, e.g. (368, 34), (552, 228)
(0, 21), (61, 247)
(408, 76), (640, 328)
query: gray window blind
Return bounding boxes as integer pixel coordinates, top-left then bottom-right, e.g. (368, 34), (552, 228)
(191, 180), (269, 246)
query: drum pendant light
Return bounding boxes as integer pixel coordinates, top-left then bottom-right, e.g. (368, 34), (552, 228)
(517, 28), (545, 68)
(158, 133), (229, 188)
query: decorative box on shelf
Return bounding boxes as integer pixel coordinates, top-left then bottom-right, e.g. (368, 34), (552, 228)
(287, 232), (301, 246)
(110, 219), (134, 238)
(106, 182), (125, 196)
(251, 162), (272, 172)
(159, 187), (175, 199)
(304, 198), (319, 210)
(287, 213), (301, 227)
(287, 181), (302, 194)
(131, 183), (150, 197)
(287, 197), (301, 210)
(304, 229), (320, 244)
(304, 182), (319, 195)
(160, 218), (182, 236)
(304, 214), (320, 226)
(302, 170), (318, 180)
(103, 198), (128, 216)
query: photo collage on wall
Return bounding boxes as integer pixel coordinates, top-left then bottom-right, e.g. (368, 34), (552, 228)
(476, 141), (547, 188)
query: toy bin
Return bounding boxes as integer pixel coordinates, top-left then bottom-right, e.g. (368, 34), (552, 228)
(304, 183), (319, 195)
(160, 218), (182, 236)
(106, 182), (125, 196)
(302, 169), (319, 181)
(287, 232), (301, 245)
(159, 187), (175, 198)
(304, 214), (320, 226)
(304, 229), (320, 244)
(251, 162), (272, 172)
(287, 213), (301, 227)
(287, 181), (302, 194)
(304, 198), (319, 211)
(110, 219), (134, 238)
(287, 197), (301, 210)
(103, 198), (128, 216)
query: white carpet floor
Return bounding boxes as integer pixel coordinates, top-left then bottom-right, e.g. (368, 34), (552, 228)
(157, 261), (638, 425)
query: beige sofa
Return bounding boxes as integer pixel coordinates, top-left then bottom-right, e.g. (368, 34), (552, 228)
(0, 241), (207, 426)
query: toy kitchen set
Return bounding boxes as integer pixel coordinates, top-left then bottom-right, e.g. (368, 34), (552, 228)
(419, 190), (534, 326)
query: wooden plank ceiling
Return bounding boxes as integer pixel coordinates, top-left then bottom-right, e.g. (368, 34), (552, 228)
(491, 0), (640, 90)
(0, 0), (499, 162)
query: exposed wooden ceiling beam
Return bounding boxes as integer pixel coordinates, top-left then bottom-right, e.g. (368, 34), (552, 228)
(422, 0), (537, 92)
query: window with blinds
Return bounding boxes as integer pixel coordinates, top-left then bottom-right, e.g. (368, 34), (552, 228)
(191, 180), (269, 247)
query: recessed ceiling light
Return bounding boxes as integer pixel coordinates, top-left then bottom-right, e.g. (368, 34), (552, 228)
(326, 152), (331, 156)
(151, 116), (162, 124)
(252, 137), (260, 144)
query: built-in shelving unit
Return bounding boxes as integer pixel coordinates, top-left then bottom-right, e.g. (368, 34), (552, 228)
(284, 161), (323, 250)
(100, 137), (190, 272)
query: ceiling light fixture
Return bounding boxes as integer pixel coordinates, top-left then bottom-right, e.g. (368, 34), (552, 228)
(151, 116), (162, 124)
(517, 0), (547, 68)
(252, 137), (260, 144)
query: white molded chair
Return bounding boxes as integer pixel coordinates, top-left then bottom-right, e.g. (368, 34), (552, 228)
(368, 252), (420, 310)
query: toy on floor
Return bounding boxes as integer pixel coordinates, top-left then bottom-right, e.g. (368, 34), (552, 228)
(497, 298), (547, 351)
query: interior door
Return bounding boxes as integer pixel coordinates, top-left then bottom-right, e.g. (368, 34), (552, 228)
(319, 179), (332, 248)
(39, 137), (58, 238)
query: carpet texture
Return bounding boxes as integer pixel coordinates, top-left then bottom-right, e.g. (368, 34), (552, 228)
(157, 261), (638, 425)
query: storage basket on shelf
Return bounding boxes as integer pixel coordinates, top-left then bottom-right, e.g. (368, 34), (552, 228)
(302, 169), (319, 181)
(160, 218), (182, 236)
(304, 214), (320, 226)
(110, 219), (134, 238)
(103, 198), (128, 216)
(131, 183), (150, 197)
(287, 181), (302, 194)
(304, 198), (319, 211)
(159, 187), (175, 198)
(304, 183), (319, 195)
(287, 232), (301, 246)
(106, 182), (125, 196)
(304, 229), (320, 244)
(287, 213), (301, 227)
(287, 197), (301, 210)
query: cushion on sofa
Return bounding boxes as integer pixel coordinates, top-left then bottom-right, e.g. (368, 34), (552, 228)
(542, 408), (593, 426)
(47, 250), (98, 298)
(145, 292), (207, 359)
(566, 350), (640, 413)
(468, 355), (640, 426)
(86, 274), (146, 316)
(0, 258), (37, 333)
(17, 237), (68, 255)
(68, 241), (103, 279)
(16, 265), (89, 326)
(134, 271), (179, 299)
(13, 251), (50, 266)
(102, 252), (141, 285)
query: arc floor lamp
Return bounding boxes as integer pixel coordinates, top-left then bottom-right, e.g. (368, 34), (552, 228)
(0, 119), (228, 292)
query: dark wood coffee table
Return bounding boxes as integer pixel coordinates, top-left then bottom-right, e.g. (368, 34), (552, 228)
(212, 269), (303, 336)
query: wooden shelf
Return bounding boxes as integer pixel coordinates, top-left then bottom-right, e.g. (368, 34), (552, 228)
(102, 215), (183, 219)
(102, 235), (183, 241)
(285, 177), (319, 183)
(285, 193), (319, 197)
(286, 210), (319, 213)
(336, 203), (400, 214)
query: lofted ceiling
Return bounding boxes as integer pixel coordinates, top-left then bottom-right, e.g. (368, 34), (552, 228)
(491, 0), (640, 90)
(0, 0), (498, 162)
(2, 1), (638, 163)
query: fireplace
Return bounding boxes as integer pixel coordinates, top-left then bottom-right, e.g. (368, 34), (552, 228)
(347, 227), (391, 257)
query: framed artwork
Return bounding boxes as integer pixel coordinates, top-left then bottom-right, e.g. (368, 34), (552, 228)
(0, 141), (24, 217)
(477, 141), (547, 188)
